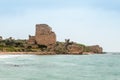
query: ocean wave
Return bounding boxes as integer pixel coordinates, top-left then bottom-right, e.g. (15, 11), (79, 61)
(0, 55), (21, 58)
(0, 55), (33, 59)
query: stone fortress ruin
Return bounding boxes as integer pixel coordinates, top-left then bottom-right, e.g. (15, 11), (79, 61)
(0, 23), (103, 54)
(27, 24), (102, 54)
(28, 24), (56, 47)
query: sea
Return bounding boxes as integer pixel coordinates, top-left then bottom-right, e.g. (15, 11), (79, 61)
(0, 53), (120, 80)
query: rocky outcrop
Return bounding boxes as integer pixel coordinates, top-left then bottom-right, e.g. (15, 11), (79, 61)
(67, 44), (84, 54)
(0, 23), (103, 54)
(86, 45), (103, 53)
(22, 24), (103, 54)
(53, 39), (103, 54)
(64, 39), (83, 54)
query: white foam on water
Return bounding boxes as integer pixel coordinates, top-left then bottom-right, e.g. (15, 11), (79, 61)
(0, 55), (21, 58)
(0, 55), (33, 59)
(0, 55), (35, 59)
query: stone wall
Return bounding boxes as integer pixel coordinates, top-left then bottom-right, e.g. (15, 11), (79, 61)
(35, 24), (56, 46)
(0, 36), (2, 41)
(28, 24), (56, 46)
(27, 35), (36, 44)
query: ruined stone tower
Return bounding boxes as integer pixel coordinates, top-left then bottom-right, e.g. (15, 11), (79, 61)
(35, 24), (56, 46)
(28, 24), (56, 46)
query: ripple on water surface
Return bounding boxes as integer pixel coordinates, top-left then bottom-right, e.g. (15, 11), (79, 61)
(0, 53), (120, 80)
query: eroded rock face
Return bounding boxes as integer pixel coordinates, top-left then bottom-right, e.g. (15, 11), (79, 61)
(54, 39), (84, 54)
(67, 44), (83, 54)
(86, 45), (103, 53)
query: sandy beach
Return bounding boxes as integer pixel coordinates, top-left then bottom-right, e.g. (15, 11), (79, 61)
(0, 52), (56, 55)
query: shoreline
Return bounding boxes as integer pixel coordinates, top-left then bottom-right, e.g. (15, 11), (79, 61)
(0, 52), (56, 55)
(0, 52), (103, 55)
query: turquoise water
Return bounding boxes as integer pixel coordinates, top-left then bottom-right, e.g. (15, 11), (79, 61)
(0, 53), (120, 80)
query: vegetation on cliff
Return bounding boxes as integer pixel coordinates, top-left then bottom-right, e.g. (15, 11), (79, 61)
(54, 40), (102, 54)
(0, 24), (103, 54)
(0, 38), (103, 54)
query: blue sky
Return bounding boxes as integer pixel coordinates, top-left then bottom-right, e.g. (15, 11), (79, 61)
(0, 0), (120, 52)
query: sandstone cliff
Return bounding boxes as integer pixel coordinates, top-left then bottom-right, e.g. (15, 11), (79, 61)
(53, 39), (103, 54)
